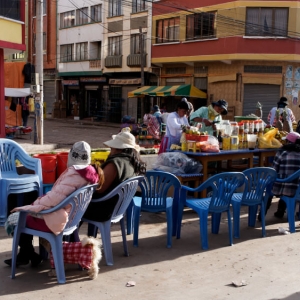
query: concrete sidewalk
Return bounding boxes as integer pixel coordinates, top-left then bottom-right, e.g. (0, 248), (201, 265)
(0, 204), (299, 300)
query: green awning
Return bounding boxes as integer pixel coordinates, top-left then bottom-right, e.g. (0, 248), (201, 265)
(128, 84), (207, 98)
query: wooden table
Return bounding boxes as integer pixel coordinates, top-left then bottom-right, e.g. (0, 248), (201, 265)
(178, 148), (279, 197)
(253, 149), (277, 167)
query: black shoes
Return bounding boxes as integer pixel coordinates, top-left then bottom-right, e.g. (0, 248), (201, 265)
(4, 257), (29, 267)
(30, 252), (43, 267)
(274, 210), (285, 218)
(4, 252), (43, 268)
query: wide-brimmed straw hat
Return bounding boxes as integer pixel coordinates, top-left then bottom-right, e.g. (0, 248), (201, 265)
(104, 127), (140, 151)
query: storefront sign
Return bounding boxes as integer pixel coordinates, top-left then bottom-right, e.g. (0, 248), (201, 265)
(62, 80), (79, 86)
(109, 78), (141, 85)
(80, 77), (106, 83)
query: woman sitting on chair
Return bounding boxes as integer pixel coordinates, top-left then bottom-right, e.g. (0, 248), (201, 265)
(82, 127), (146, 231)
(4, 141), (104, 267)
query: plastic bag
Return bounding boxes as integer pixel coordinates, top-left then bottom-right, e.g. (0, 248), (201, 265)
(258, 136), (282, 149)
(263, 128), (278, 141)
(200, 136), (220, 153)
(152, 152), (203, 174)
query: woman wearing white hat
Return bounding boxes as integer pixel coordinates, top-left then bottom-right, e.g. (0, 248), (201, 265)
(82, 128), (146, 227)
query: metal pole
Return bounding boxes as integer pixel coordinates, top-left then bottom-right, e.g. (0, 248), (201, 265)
(35, 0), (44, 144)
(139, 27), (144, 87)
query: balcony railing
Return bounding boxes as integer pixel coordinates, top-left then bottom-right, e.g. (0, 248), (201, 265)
(127, 54), (147, 67)
(0, 0), (21, 21)
(89, 59), (101, 69)
(104, 55), (122, 68)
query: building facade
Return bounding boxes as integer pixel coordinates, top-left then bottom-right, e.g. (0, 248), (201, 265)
(152, 0), (300, 122)
(0, 1), (26, 137)
(57, 0), (154, 122)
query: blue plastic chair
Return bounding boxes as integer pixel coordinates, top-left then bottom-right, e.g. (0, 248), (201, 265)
(231, 167), (277, 238)
(0, 139), (43, 226)
(177, 172), (245, 250)
(128, 171), (181, 248)
(10, 184), (97, 284)
(272, 169), (300, 233)
(82, 176), (144, 266)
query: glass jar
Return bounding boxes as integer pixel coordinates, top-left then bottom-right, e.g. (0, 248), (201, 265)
(231, 122), (239, 136)
(244, 121), (249, 134)
(222, 120), (232, 136)
(249, 121), (254, 134)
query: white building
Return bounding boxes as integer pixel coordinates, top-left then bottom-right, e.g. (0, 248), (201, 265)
(57, 0), (154, 122)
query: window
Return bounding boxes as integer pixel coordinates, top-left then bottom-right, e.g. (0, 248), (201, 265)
(12, 52), (25, 60)
(90, 41), (102, 59)
(165, 67), (186, 74)
(244, 65), (282, 73)
(60, 44), (74, 62)
(186, 12), (216, 40)
(130, 33), (146, 54)
(109, 0), (122, 17)
(245, 8), (288, 37)
(132, 0), (146, 13)
(0, 0), (21, 20)
(91, 4), (102, 22)
(60, 11), (75, 28)
(43, 32), (47, 54)
(108, 36), (122, 56)
(76, 42), (88, 60)
(76, 7), (88, 25)
(156, 17), (180, 43)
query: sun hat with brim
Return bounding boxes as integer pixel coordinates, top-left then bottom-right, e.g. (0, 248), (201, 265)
(104, 127), (140, 151)
(286, 132), (300, 143)
(212, 99), (228, 115)
(67, 141), (91, 169)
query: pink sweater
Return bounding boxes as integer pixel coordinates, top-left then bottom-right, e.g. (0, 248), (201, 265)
(13, 166), (99, 235)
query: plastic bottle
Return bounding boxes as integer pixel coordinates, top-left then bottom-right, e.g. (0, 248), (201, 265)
(231, 122), (239, 136)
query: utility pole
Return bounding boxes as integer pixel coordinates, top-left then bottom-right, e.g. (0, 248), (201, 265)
(139, 27), (144, 87)
(35, 0), (44, 144)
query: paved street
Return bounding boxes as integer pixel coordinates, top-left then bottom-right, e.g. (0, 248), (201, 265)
(1, 116), (300, 299)
(15, 115), (121, 154)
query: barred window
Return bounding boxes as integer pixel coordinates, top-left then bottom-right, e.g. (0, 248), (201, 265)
(245, 8), (288, 37)
(156, 17), (180, 43)
(186, 12), (216, 40)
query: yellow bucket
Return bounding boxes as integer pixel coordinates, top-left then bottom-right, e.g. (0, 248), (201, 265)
(91, 151), (110, 165)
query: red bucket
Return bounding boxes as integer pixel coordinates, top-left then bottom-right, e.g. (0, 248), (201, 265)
(33, 153), (57, 184)
(56, 152), (69, 179)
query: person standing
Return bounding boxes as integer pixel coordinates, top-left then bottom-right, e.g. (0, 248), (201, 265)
(20, 96), (30, 127)
(153, 105), (162, 124)
(267, 97), (295, 132)
(159, 101), (190, 153)
(181, 97), (194, 118)
(190, 99), (228, 136)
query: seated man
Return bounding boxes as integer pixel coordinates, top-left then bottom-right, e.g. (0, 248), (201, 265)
(258, 132), (300, 221)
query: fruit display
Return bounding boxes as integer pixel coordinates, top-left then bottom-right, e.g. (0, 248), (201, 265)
(258, 127), (283, 149)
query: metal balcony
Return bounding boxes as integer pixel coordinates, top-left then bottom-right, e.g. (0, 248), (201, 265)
(104, 55), (122, 68)
(127, 54), (147, 67)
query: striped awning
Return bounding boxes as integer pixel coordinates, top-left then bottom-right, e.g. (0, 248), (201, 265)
(128, 84), (207, 98)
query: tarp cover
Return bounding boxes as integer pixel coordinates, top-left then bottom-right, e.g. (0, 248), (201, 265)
(5, 88), (31, 97)
(128, 84), (207, 98)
